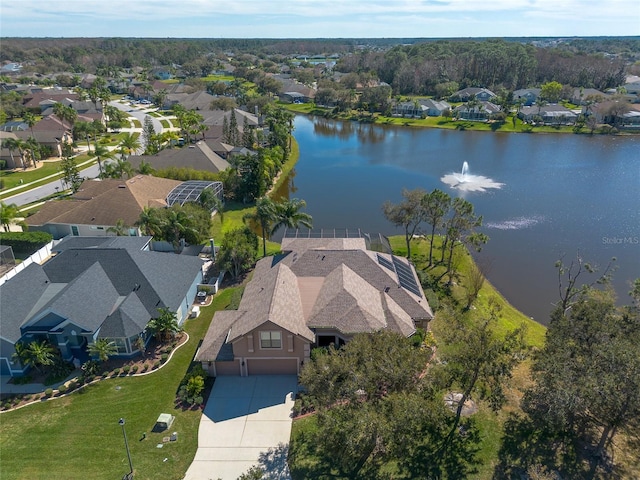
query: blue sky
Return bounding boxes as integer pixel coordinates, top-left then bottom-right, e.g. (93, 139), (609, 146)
(0, 0), (638, 38)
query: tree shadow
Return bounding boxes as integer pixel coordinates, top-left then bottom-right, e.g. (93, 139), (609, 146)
(257, 442), (291, 480)
(399, 418), (482, 479)
(492, 413), (619, 480)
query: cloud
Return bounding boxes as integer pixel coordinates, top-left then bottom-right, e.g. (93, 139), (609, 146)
(0, 0), (637, 37)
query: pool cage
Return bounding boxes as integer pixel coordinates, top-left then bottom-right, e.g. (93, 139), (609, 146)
(165, 181), (223, 210)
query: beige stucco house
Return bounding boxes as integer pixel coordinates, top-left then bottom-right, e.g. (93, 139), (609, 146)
(196, 236), (433, 376)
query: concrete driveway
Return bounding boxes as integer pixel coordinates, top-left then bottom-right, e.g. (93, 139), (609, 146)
(184, 375), (298, 480)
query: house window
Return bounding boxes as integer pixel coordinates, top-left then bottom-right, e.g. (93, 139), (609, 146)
(260, 331), (281, 349)
(71, 226), (79, 236)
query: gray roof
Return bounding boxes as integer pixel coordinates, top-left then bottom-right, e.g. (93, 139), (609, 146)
(0, 240), (202, 344)
(129, 142), (230, 173)
(53, 236), (152, 253)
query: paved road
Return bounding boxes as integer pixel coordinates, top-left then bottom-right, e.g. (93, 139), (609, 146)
(5, 163), (102, 207)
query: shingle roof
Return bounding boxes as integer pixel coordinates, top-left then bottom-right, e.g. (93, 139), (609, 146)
(1, 240), (202, 346)
(129, 143), (230, 173)
(26, 176), (181, 228)
(197, 238), (432, 361)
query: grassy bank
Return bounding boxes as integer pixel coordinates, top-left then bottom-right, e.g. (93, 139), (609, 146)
(0, 287), (241, 480)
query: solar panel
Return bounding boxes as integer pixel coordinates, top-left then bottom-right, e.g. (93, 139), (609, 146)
(376, 253), (395, 272)
(392, 256), (423, 297)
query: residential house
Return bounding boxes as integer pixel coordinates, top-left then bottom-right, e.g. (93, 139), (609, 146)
(150, 67), (173, 80)
(570, 88), (607, 105)
(454, 101), (501, 121)
(513, 88), (541, 106)
(0, 131), (21, 169)
(450, 87), (496, 102)
(165, 90), (215, 111)
(195, 236), (433, 376)
(129, 141), (231, 174)
(519, 104), (578, 125)
(26, 176), (183, 239)
(420, 99), (451, 116)
(0, 236), (204, 376)
(14, 116), (73, 158)
(392, 101), (424, 118)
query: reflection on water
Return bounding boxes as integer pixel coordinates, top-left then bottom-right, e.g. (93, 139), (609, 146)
(285, 115), (640, 325)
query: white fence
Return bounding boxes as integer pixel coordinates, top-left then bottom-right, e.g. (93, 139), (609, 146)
(0, 240), (56, 286)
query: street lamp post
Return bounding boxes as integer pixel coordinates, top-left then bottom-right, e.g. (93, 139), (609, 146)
(119, 418), (134, 479)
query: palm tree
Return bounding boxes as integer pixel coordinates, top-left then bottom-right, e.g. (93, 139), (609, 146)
(1, 137), (20, 169)
(13, 138), (28, 169)
(147, 307), (181, 342)
(107, 219), (128, 236)
(135, 206), (162, 238)
(23, 111), (38, 164)
(270, 198), (313, 234)
(87, 338), (118, 363)
(1, 202), (25, 232)
(92, 144), (113, 178)
(24, 339), (56, 374)
(118, 133), (141, 159)
(243, 197), (278, 257)
(164, 208), (196, 251)
(25, 137), (40, 168)
(153, 89), (167, 110)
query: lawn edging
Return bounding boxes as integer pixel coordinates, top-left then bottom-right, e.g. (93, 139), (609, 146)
(0, 332), (190, 414)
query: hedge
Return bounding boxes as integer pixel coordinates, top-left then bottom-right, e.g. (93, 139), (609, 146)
(0, 231), (53, 254)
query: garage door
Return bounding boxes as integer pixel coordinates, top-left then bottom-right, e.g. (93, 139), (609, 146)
(215, 359), (241, 376)
(247, 358), (298, 375)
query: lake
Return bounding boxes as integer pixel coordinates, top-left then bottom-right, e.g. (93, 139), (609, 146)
(278, 116), (639, 325)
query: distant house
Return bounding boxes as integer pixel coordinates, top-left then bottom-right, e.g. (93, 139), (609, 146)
(26, 176), (183, 239)
(165, 90), (216, 111)
(513, 88), (541, 106)
(0, 62), (22, 74)
(0, 236), (204, 377)
(129, 141), (231, 174)
(195, 236), (433, 376)
(518, 104), (578, 125)
(571, 88), (607, 105)
(392, 101), (424, 118)
(450, 87), (496, 102)
(454, 101), (501, 121)
(150, 67), (173, 80)
(420, 99), (452, 116)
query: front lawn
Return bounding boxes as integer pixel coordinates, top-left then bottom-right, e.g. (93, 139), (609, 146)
(1, 162), (63, 193)
(0, 287), (240, 480)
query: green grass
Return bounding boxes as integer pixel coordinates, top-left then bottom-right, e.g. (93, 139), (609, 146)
(0, 287), (240, 480)
(388, 235), (546, 347)
(131, 119), (142, 129)
(1, 162), (63, 192)
(160, 119), (171, 129)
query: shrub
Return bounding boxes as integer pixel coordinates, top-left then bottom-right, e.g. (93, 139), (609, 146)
(86, 374), (95, 383)
(0, 231), (53, 255)
(153, 360), (160, 369)
(67, 381), (78, 391)
(161, 353), (169, 363)
(141, 364), (148, 372)
(12, 375), (33, 385)
(122, 365), (131, 374)
(102, 371), (110, 377)
(58, 384), (68, 394)
(194, 395), (203, 405)
(112, 368), (120, 376)
(130, 365), (138, 374)
(44, 388), (53, 397)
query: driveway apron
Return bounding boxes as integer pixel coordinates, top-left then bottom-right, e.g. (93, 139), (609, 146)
(184, 375), (297, 480)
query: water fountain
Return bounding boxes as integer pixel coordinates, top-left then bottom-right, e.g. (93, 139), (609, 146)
(441, 161), (504, 192)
